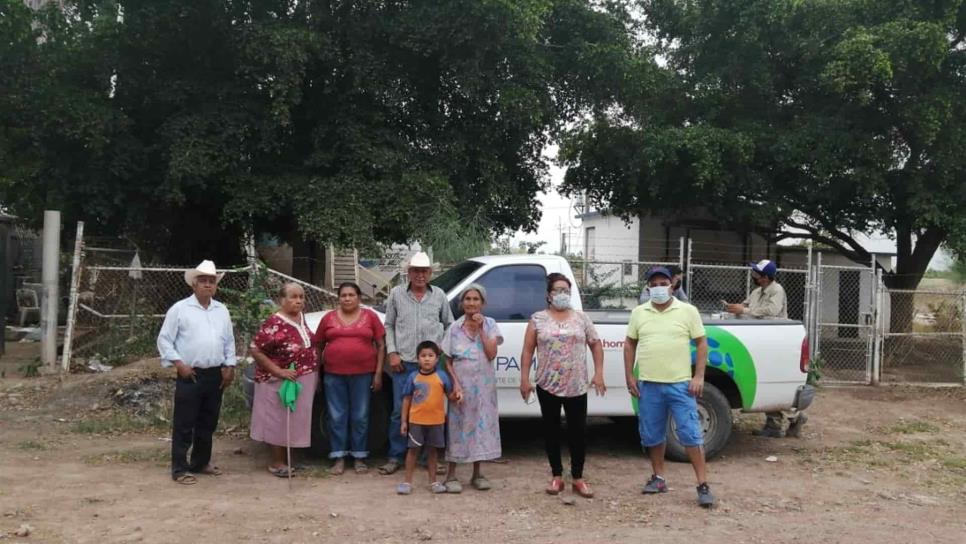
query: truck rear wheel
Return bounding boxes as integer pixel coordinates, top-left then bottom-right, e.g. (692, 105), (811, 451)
(665, 382), (732, 462)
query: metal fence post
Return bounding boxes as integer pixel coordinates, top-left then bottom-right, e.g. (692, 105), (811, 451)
(804, 245), (812, 322)
(872, 269), (883, 385)
(814, 252), (823, 362)
(678, 236), (686, 269)
(685, 238), (693, 295)
(961, 290), (966, 386)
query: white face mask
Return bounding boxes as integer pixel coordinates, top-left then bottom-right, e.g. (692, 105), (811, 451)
(550, 292), (571, 310)
(649, 285), (671, 304)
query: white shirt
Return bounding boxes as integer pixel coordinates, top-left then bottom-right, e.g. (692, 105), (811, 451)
(157, 294), (237, 368)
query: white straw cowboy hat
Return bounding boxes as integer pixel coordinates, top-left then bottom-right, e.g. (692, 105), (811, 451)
(184, 260), (225, 287)
(407, 252), (432, 268)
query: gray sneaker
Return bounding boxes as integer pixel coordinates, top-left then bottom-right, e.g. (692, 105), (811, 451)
(642, 474), (668, 494)
(696, 482), (715, 507)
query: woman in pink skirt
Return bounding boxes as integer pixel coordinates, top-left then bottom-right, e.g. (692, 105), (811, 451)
(249, 282), (320, 477)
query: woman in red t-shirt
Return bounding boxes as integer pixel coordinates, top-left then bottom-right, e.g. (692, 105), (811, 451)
(316, 282), (386, 475)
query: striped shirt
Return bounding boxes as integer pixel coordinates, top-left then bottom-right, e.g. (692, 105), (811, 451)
(384, 284), (454, 362)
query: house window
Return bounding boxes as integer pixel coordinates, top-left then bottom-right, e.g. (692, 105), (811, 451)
(622, 260), (633, 276)
(585, 227), (596, 260)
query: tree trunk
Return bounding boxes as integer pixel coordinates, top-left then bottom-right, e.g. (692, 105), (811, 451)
(883, 273), (919, 334)
(881, 226), (945, 333)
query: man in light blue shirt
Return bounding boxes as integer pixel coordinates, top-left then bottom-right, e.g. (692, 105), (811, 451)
(157, 260), (236, 485)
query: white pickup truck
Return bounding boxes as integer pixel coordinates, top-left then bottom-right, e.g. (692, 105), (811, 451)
(248, 254), (814, 461)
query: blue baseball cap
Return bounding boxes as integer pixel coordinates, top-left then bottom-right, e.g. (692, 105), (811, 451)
(644, 266), (672, 282)
(749, 259), (777, 278)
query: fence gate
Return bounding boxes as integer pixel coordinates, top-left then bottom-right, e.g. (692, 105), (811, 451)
(813, 255), (877, 384)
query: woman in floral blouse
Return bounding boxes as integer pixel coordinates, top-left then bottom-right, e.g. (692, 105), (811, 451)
(249, 282), (320, 477)
(520, 273), (605, 498)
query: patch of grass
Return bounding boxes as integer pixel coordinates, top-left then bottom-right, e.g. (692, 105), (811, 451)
(881, 440), (939, 458)
(887, 420), (941, 434)
(941, 456), (966, 471)
(18, 359), (42, 378)
(15, 440), (48, 451)
(83, 448), (168, 466)
(823, 437), (958, 475)
(71, 411), (168, 435)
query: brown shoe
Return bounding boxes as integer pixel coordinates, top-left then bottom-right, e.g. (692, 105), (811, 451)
(546, 477), (565, 495)
(572, 480), (594, 498)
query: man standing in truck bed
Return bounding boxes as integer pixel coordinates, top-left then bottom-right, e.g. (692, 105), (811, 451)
(725, 259), (805, 438)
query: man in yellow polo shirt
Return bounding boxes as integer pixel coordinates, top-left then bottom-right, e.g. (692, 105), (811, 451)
(624, 266), (714, 508)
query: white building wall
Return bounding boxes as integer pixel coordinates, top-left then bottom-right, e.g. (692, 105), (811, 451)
(582, 214), (639, 263)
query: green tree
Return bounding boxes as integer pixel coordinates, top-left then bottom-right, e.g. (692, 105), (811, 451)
(561, 0), (966, 330)
(0, 0), (630, 263)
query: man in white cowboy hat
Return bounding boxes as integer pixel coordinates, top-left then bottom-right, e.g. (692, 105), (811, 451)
(157, 260), (237, 485)
(378, 251), (454, 475)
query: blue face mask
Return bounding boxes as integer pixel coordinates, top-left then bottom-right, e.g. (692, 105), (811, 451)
(649, 285), (671, 304)
(550, 292), (571, 310)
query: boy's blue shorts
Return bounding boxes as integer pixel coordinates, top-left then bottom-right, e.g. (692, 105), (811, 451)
(637, 381), (704, 448)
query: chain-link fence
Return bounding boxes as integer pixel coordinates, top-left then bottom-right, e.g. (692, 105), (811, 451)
(685, 264), (810, 319)
(571, 259), (682, 310)
(67, 262), (338, 368)
(879, 288), (965, 384)
(60, 233), (966, 386)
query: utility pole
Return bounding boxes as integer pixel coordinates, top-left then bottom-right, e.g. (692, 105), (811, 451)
(40, 210), (61, 369)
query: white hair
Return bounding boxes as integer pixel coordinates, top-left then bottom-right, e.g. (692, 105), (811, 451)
(460, 283), (487, 304)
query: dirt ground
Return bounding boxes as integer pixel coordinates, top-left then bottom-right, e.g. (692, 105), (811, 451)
(1, 361), (965, 544)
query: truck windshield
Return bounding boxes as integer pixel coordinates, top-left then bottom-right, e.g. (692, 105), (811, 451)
(431, 260), (484, 294)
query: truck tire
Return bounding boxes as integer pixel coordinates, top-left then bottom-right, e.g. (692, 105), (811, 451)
(308, 386), (331, 458)
(308, 373), (392, 458)
(665, 383), (732, 462)
(366, 377), (391, 455)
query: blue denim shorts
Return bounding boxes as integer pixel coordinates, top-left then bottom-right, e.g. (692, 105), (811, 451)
(637, 381), (704, 448)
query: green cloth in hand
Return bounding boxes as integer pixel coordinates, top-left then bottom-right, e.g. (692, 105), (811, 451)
(277, 363), (302, 412)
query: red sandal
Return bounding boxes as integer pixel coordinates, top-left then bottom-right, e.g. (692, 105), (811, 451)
(573, 480), (594, 498)
(546, 477), (565, 495)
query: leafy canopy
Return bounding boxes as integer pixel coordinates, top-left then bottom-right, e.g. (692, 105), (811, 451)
(561, 0), (966, 287)
(0, 0), (630, 262)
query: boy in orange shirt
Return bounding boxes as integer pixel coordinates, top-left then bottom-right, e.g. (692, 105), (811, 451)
(397, 341), (457, 494)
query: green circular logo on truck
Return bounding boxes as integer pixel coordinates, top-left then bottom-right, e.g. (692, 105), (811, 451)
(690, 326), (757, 409)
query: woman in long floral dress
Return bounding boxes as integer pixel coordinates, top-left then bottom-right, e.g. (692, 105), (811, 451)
(441, 284), (503, 492)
